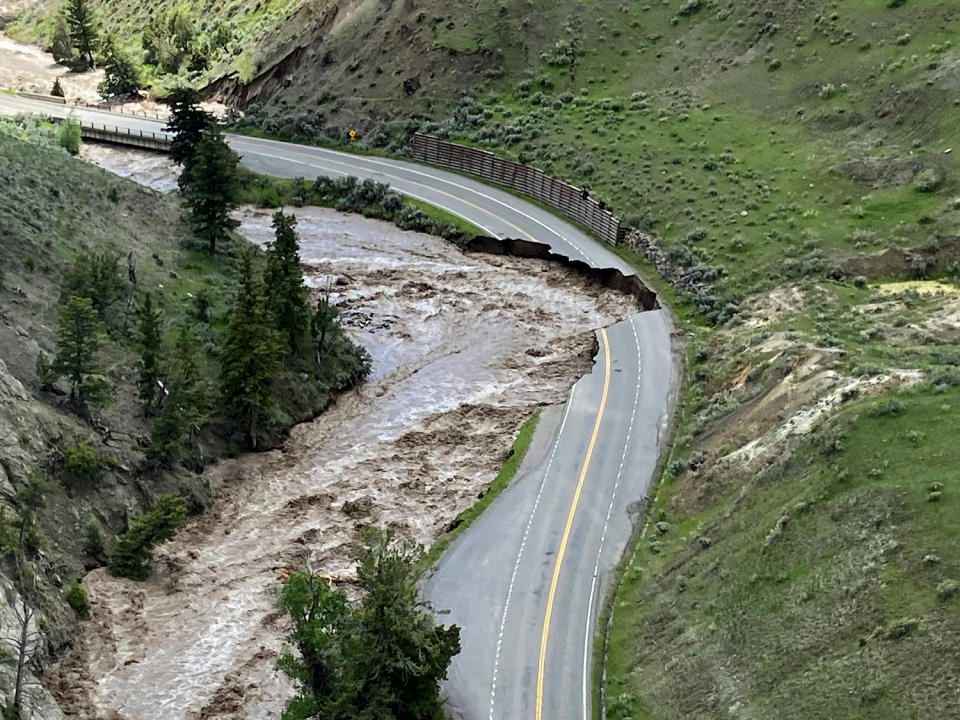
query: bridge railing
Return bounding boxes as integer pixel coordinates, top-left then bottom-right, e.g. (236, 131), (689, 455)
(76, 121), (173, 151)
(411, 133), (625, 245)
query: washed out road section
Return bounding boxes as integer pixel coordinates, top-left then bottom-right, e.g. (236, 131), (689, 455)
(45, 206), (640, 719)
(0, 92), (678, 720)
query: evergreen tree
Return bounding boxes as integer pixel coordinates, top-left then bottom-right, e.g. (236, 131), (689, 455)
(98, 36), (141, 99)
(147, 327), (208, 465)
(109, 494), (186, 580)
(136, 292), (163, 413)
(311, 288), (339, 368)
(179, 125), (239, 255)
(60, 250), (125, 320)
(63, 0), (97, 71)
(277, 528), (461, 720)
(51, 77), (65, 98)
(51, 17), (73, 65)
(220, 251), (281, 448)
(35, 351), (58, 390)
(53, 295), (111, 411)
(265, 211), (310, 359)
(163, 87), (213, 165)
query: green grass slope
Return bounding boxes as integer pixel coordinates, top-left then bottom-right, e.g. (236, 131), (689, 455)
(606, 384), (960, 720)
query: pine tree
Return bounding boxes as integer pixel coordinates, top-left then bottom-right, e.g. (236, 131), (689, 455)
(63, 0), (97, 71)
(35, 351), (59, 390)
(277, 528), (461, 720)
(265, 211), (311, 359)
(51, 77), (65, 98)
(147, 327), (208, 465)
(98, 35), (141, 99)
(136, 292), (163, 413)
(163, 86), (213, 165)
(53, 295), (110, 411)
(108, 494), (186, 580)
(220, 251), (281, 449)
(51, 17), (73, 65)
(311, 287), (340, 368)
(179, 125), (239, 255)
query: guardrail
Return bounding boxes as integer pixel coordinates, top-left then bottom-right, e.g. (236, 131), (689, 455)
(15, 91), (165, 119)
(77, 121), (172, 151)
(71, 99), (166, 120)
(16, 91), (66, 105)
(411, 133), (625, 245)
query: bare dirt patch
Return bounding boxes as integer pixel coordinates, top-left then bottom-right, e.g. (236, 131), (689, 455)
(47, 206), (638, 719)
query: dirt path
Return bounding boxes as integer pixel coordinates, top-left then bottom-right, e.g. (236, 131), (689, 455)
(45, 205), (638, 719)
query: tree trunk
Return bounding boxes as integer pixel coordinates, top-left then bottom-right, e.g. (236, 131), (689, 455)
(249, 408), (258, 450)
(208, 233), (216, 256)
(13, 596), (32, 717)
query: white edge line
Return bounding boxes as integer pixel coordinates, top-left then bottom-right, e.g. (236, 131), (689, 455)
(582, 317), (643, 720)
(489, 386), (576, 720)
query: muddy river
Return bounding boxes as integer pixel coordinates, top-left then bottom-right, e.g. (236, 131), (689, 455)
(43, 149), (638, 718)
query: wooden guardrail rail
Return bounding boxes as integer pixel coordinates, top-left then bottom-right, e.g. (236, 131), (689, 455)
(411, 133), (625, 245)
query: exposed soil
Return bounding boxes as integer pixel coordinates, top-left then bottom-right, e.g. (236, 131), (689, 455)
(0, 29), (224, 117)
(46, 205), (638, 719)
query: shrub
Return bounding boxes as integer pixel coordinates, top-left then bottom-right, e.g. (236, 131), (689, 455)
(56, 119), (82, 155)
(819, 83), (838, 100)
(84, 519), (106, 558)
(937, 579), (958, 602)
(867, 398), (906, 417)
(817, 426), (845, 455)
(109, 494), (187, 580)
(913, 168), (942, 192)
(65, 582), (90, 617)
(928, 365), (960, 389)
(887, 0), (907, 6)
(64, 442), (103, 483)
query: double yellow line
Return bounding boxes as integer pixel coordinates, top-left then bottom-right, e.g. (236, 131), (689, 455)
(536, 328), (611, 720)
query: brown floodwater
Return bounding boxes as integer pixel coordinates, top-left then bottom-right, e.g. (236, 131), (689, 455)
(47, 205), (638, 719)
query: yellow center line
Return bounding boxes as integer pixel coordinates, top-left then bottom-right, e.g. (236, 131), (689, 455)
(536, 327), (611, 720)
(236, 142), (541, 244)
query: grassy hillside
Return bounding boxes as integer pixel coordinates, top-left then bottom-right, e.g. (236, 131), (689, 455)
(607, 382), (960, 720)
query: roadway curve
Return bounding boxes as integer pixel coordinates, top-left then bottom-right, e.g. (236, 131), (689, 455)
(0, 94), (678, 720)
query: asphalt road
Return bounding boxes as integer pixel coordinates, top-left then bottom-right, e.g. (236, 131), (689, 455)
(0, 93), (677, 720)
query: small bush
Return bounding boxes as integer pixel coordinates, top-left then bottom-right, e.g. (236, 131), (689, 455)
(64, 442), (103, 483)
(84, 520), (106, 559)
(65, 581), (90, 617)
(913, 168), (942, 192)
(937, 579), (958, 602)
(887, 0), (907, 6)
(819, 83), (838, 100)
(867, 398), (906, 417)
(56, 119), (82, 155)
